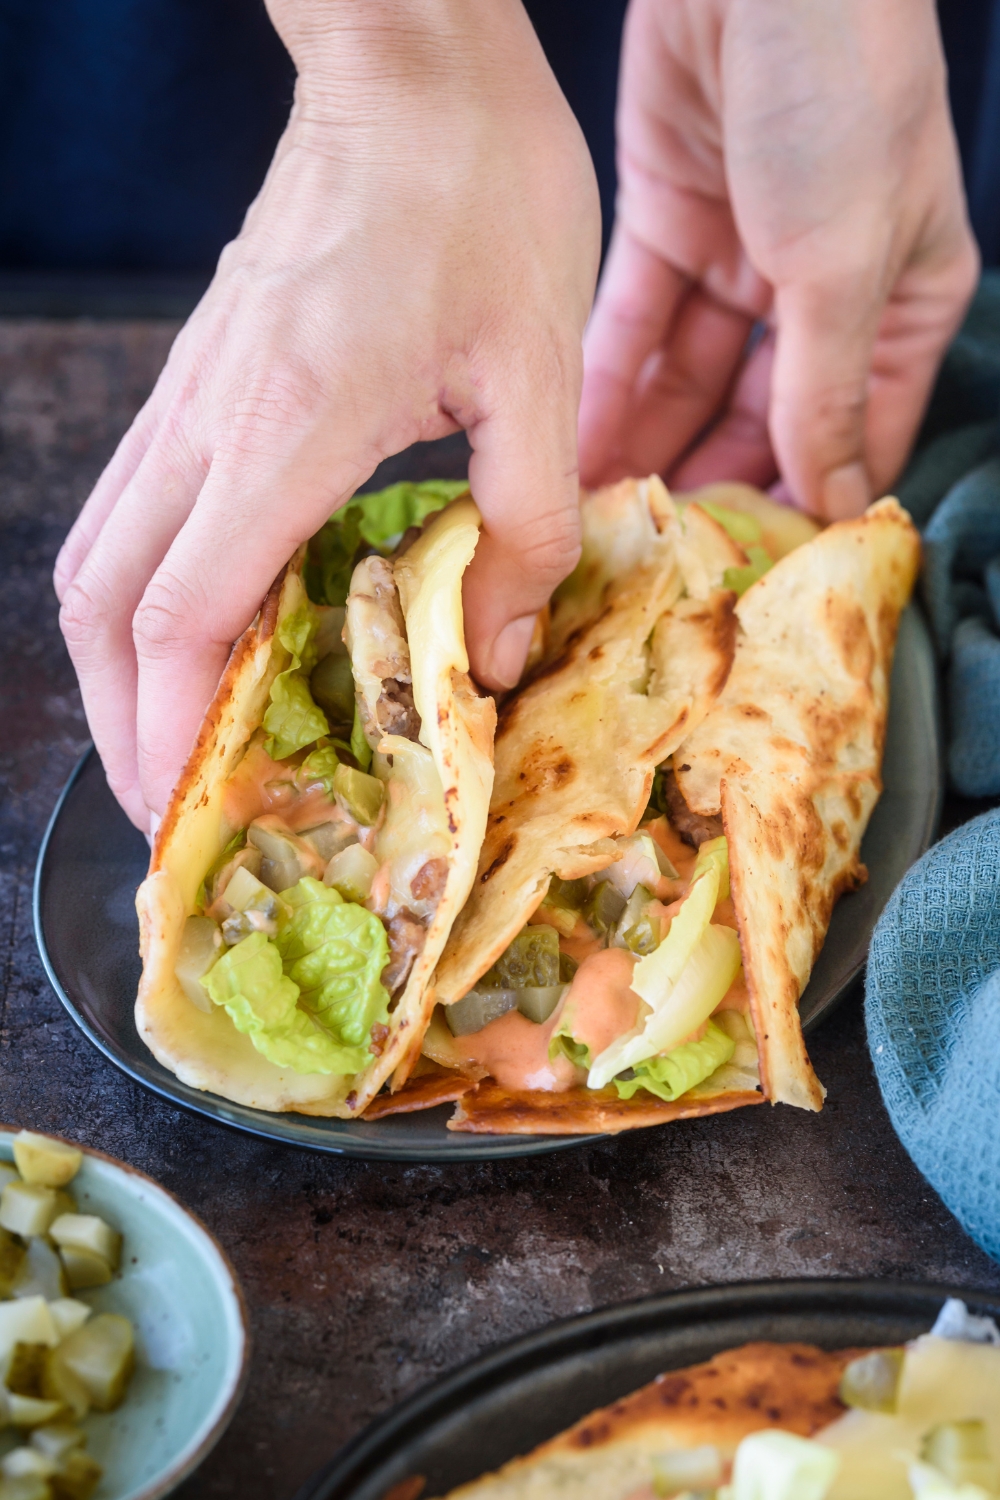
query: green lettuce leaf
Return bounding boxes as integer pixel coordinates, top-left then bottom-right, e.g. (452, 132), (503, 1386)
(305, 479), (469, 607)
(548, 1003), (592, 1070)
(201, 931), (366, 1075)
(297, 741), (341, 794)
(724, 544), (773, 597)
(613, 1018), (735, 1101)
(263, 604), (330, 760)
(275, 878), (389, 1058)
(350, 700), (373, 771)
(697, 500), (763, 547)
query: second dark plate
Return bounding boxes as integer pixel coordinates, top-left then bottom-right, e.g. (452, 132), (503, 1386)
(295, 1278), (1000, 1500)
(34, 604), (940, 1160)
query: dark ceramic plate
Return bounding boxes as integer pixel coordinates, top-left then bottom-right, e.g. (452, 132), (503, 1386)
(33, 606), (940, 1161)
(295, 1279), (999, 1500)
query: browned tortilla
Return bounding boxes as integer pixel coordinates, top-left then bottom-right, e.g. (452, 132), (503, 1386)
(435, 1342), (859, 1500)
(447, 1080), (763, 1134)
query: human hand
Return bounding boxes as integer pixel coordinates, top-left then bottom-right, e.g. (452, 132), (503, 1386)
(55, 0), (600, 833)
(579, 0), (979, 519)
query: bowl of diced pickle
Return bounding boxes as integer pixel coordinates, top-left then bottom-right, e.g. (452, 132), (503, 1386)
(0, 1129), (248, 1500)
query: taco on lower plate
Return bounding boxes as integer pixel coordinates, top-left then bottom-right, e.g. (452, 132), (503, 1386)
(428, 1301), (1000, 1500)
(369, 481), (919, 1134)
(135, 482), (495, 1118)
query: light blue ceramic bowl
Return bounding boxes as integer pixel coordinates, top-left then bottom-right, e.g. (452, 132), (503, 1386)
(0, 1128), (249, 1500)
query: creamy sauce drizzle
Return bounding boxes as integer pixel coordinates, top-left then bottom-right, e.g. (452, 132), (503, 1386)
(222, 735), (374, 850)
(455, 1007), (583, 1093)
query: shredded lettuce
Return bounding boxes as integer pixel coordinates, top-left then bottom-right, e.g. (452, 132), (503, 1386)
(692, 835), (730, 901)
(297, 742), (340, 794)
(350, 700), (373, 771)
(275, 878), (389, 1056)
(263, 605), (330, 760)
(697, 500), (763, 548)
(305, 479), (469, 607)
(201, 932), (361, 1075)
(201, 879), (389, 1075)
(695, 501), (774, 596)
(613, 1018), (734, 1101)
(725, 544), (773, 597)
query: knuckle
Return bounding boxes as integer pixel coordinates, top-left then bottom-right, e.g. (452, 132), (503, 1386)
(59, 574), (114, 656)
(132, 573), (202, 661)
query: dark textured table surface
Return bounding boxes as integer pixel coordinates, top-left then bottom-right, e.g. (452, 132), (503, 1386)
(1, 319), (999, 1500)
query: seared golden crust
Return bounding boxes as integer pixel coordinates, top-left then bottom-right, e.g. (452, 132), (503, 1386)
(674, 498), (920, 1111)
(547, 1343), (857, 1453)
(447, 1081), (762, 1134)
(362, 1069), (477, 1119)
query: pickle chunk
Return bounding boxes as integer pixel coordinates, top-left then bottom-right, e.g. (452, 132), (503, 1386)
(838, 1348), (904, 1414)
(487, 926), (561, 989)
(0, 1185), (58, 1240)
(174, 916), (222, 1012)
(10, 1239), (66, 1301)
(922, 1420), (1000, 1491)
(54, 1315), (134, 1413)
(49, 1216), (120, 1274)
(333, 765), (384, 826)
(323, 845), (379, 903)
(12, 1135), (81, 1190)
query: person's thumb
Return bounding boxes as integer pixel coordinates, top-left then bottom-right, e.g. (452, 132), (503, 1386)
(768, 273), (883, 520)
(462, 370), (582, 691)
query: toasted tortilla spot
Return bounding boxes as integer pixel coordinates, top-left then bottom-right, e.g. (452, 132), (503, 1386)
(362, 1068), (476, 1118)
(434, 488), (736, 1011)
(671, 499), (919, 1111)
(136, 500), (495, 1116)
(448, 1081), (762, 1134)
(434, 1342), (858, 1500)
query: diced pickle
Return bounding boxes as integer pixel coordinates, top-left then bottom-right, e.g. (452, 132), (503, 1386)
(6, 1343), (48, 1399)
(0, 1468), (52, 1500)
(49, 1449), (102, 1500)
(40, 1350), (89, 1421)
(12, 1135), (81, 1190)
(247, 818), (321, 893)
(323, 845), (379, 903)
(516, 985), (568, 1024)
(49, 1216), (120, 1273)
(310, 653), (356, 725)
(333, 765), (385, 826)
(0, 1297), (60, 1357)
(174, 916), (222, 1012)
(491, 926), (561, 989)
(612, 885), (661, 955)
(921, 1420), (1000, 1490)
(549, 877), (588, 907)
(0, 1164), (19, 1192)
(301, 822), (358, 863)
(220, 867), (287, 930)
(204, 843), (261, 906)
(7, 1395), (65, 1429)
(11, 1239), (66, 1302)
(559, 952), (578, 984)
(838, 1348), (904, 1413)
(445, 989), (518, 1037)
(46, 1303), (90, 1342)
(57, 1249), (112, 1294)
(29, 1427), (86, 1464)
(0, 1229), (26, 1297)
(55, 1315), (134, 1413)
(0, 1185), (58, 1240)
(1, 1450), (56, 1482)
(582, 881), (627, 936)
(221, 912), (255, 947)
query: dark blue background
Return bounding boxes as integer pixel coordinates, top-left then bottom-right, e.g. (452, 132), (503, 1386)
(0, 0), (995, 275)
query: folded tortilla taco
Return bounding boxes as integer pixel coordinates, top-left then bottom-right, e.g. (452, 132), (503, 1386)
(369, 481), (919, 1135)
(135, 482), (495, 1117)
(426, 1302), (1000, 1500)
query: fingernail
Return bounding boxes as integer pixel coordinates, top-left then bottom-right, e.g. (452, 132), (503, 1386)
(488, 615), (537, 690)
(822, 462), (870, 521)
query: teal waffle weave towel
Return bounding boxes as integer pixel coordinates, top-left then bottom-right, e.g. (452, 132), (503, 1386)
(867, 273), (1000, 1262)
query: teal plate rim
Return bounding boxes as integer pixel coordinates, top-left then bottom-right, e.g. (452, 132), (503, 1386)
(33, 604), (942, 1161)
